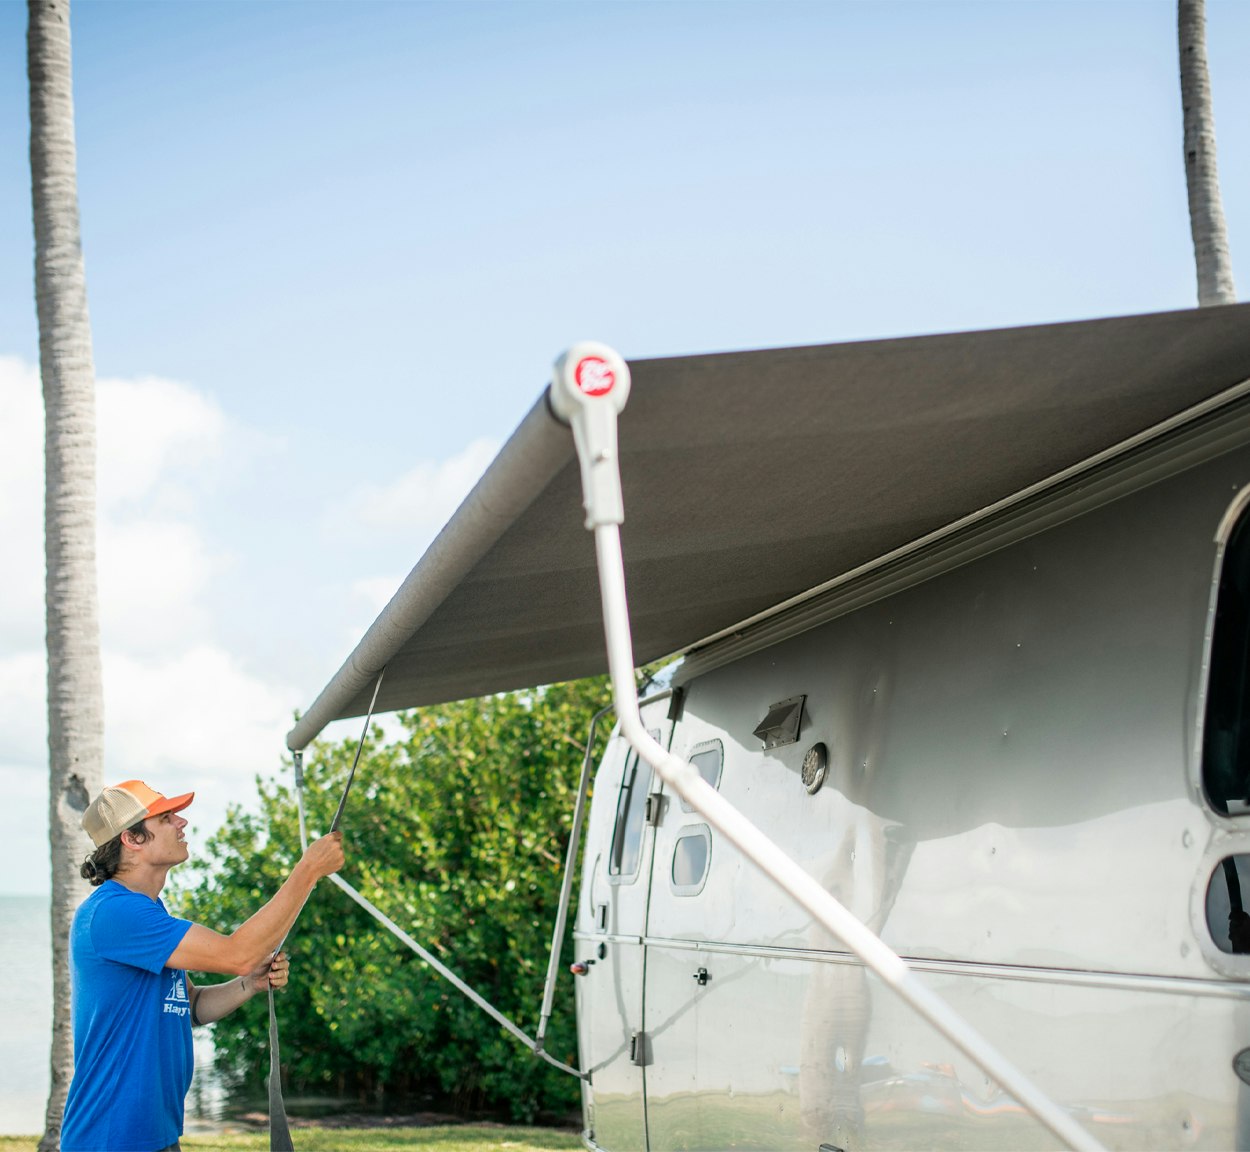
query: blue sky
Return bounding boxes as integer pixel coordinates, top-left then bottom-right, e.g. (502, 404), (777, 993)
(0, 0), (1247, 898)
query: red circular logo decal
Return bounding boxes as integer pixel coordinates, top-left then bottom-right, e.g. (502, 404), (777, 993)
(574, 356), (615, 397)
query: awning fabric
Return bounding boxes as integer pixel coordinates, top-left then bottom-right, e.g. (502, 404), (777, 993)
(289, 303), (1250, 750)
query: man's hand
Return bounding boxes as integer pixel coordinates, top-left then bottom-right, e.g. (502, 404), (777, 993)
(169, 833), (345, 978)
(243, 951), (290, 996)
(191, 951), (293, 1025)
(302, 831), (345, 879)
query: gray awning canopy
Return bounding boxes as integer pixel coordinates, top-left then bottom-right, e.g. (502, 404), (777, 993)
(289, 303), (1250, 750)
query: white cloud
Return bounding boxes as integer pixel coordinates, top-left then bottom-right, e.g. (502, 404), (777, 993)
(103, 646), (294, 853)
(0, 358), (43, 522)
(96, 374), (227, 512)
(0, 764), (51, 897)
(0, 363), (234, 652)
(351, 575), (405, 618)
(98, 518), (215, 654)
(0, 358), (283, 893)
(0, 651), (49, 770)
(329, 435), (499, 541)
(0, 359), (46, 649)
(326, 436), (501, 645)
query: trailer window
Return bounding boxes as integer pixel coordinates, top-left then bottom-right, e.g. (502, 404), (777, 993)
(670, 825), (711, 895)
(679, 740), (723, 813)
(1206, 856), (1250, 954)
(608, 747), (652, 881)
(1205, 507), (1250, 815)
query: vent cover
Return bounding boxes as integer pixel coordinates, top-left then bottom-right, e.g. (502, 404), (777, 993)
(752, 695), (806, 749)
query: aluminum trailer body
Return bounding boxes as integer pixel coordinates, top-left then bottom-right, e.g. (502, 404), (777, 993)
(574, 420), (1250, 1150)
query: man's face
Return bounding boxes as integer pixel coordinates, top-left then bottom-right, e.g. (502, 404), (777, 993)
(141, 810), (190, 867)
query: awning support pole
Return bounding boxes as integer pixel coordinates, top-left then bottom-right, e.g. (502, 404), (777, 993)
(551, 342), (1105, 1152)
(292, 750), (307, 850)
(535, 701), (615, 1052)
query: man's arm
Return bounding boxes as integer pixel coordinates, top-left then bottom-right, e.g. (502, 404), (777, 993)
(188, 953), (290, 1025)
(168, 833), (343, 977)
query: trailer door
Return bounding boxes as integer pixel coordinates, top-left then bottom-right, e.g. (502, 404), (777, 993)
(578, 704), (670, 1150)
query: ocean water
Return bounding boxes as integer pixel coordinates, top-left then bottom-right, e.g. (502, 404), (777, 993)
(0, 895), (226, 1137)
(1, 895), (52, 1135)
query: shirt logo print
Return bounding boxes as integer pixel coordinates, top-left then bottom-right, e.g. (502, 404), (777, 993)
(163, 972), (189, 1017)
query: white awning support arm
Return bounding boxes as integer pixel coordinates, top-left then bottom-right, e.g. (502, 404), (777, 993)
(552, 342), (1106, 1152)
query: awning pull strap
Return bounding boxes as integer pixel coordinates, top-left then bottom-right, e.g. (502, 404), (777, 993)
(265, 746), (302, 1152)
(266, 666), (385, 1151)
(266, 983), (294, 1151)
(331, 666), (386, 832)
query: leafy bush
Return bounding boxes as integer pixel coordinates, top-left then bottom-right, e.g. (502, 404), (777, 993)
(175, 677), (611, 1123)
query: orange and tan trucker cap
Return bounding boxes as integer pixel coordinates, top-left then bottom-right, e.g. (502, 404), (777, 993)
(81, 780), (195, 848)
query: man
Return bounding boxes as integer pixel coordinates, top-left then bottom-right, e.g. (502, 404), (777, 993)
(61, 779), (345, 1152)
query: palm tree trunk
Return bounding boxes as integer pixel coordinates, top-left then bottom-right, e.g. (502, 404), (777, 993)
(27, 1), (105, 1147)
(1179, 0), (1237, 306)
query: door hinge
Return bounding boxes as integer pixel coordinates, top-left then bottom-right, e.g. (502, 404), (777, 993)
(644, 792), (664, 826)
(630, 1030), (648, 1067)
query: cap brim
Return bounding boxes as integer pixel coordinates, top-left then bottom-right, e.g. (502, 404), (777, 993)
(146, 790), (195, 818)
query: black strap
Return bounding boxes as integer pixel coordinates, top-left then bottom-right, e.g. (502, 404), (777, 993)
(331, 667), (387, 833)
(267, 984), (294, 1151)
(267, 666), (385, 1149)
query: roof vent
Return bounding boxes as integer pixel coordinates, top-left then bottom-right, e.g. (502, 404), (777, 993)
(752, 695), (806, 750)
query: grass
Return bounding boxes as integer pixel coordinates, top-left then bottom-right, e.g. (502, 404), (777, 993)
(0, 1126), (584, 1152)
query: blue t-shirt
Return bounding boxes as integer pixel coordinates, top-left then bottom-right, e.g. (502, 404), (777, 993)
(61, 880), (195, 1152)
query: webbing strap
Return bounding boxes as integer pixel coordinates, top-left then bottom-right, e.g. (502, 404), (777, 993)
(330, 667), (386, 833)
(266, 669), (385, 1150)
(267, 988), (294, 1151)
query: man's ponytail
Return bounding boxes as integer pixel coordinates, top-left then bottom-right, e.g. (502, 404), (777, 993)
(80, 819), (152, 886)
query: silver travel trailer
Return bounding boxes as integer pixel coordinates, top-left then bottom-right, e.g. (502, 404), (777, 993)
(290, 302), (1250, 1151)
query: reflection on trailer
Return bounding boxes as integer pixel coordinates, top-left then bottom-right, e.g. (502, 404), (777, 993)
(291, 304), (1250, 1150)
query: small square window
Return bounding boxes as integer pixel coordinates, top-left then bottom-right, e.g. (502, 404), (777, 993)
(680, 740), (723, 813)
(670, 825), (712, 896)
